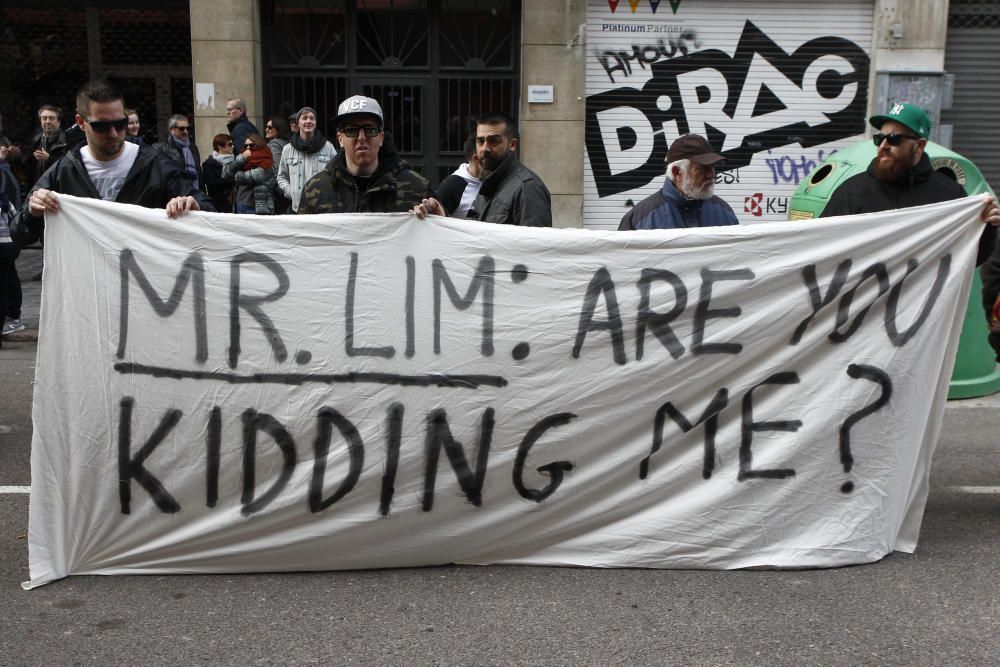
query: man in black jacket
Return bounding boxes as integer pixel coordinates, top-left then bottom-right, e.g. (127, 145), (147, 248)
(11, 80), (214, 248)
(225, 97), (260, 152)
(153, 114), (203, 192)
(25, 105), (69, 190)
(411, 112), (551, 227)
(822, 102), (999, 264)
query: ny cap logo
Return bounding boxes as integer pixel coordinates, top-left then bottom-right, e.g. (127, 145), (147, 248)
(890, 103), (906, 116)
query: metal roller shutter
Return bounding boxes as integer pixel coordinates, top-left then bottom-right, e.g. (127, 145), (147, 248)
(943, 1), (1000, 191)
(584, 0), (874, 229)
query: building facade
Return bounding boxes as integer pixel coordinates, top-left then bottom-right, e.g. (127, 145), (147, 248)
(2, 1), (996, 228)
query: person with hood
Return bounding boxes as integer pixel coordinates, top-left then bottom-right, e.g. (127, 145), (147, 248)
(202, 133), (236, 212)
(298, 95), (431, 214)
(224, 133), (276, 215)
(225, 97), (260, 151)
(277, 106), (336, 213)
(436, 136), (482, 218)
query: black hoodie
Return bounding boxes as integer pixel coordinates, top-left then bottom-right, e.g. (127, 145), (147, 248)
(822, 152), (995, 265)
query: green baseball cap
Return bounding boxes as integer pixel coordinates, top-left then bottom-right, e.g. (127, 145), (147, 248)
(869, 102), (932, 139)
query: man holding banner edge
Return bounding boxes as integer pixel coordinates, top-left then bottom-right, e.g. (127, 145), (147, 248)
(11, 80), (214, 248)
(821, 102), (1000, 265)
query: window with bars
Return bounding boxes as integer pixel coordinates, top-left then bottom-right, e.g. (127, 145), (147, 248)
(949, 0), (1000, 28)
(263, 0), (520, 187)
(0, 3), (191, 175)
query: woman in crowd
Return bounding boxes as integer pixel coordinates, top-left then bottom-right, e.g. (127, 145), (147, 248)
(224, 133), (276, 215)
(277, 106), (335, 213)
(264, 115), (292, 214)
(124, 108), (145, 145)
(202, 133), (236, 212)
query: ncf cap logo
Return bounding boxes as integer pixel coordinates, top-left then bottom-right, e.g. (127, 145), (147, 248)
(336, 95), (384, 125)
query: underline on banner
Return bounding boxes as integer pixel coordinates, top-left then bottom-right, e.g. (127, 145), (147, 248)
(113, 363), (508, 389)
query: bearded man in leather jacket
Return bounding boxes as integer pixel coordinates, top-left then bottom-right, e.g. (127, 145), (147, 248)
(410, 112), (551, 227)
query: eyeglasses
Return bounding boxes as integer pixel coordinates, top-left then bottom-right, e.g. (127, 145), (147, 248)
(340, 126), (381, 139)
(84, 117), (129, 133)
(243, 145), (254, 150)
(265, 124), (274, 130)
(226, 141), (234, 146)
(172, 126), (190, 133)
(873, 132), (919, 147)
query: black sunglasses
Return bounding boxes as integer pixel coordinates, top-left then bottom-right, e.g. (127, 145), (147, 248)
(340, 126), (381, 139)
(85, 117), (129, 133)
(243, 143), (255, 149)
(873, 132), (919, 147)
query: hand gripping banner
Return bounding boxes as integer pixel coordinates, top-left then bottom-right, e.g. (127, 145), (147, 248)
(24, 195), (987, 588)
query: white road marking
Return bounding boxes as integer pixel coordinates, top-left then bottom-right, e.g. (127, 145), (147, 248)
(0, 486), (30, 494)
(948, 486), (1000, 494)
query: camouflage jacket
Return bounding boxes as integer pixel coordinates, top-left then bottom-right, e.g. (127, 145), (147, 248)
(298, 151), (431, 214)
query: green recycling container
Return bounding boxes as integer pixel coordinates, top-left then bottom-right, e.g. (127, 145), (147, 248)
(789, 139), (1000, 399)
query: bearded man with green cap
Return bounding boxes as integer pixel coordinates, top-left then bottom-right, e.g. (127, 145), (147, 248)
(822, 102), (999, 264)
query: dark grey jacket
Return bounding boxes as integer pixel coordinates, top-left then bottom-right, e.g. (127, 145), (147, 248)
(153, 137), (204, 191)
(468, 153), (551, 227)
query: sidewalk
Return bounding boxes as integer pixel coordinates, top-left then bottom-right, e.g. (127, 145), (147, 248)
(4, 245), (41, 342)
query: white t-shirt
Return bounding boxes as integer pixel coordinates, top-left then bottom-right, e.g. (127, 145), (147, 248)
(452, 162), (483, 219)
(81, 141), (139, 202)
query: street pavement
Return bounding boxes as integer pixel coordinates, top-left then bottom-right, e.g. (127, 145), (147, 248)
(1, 335), (998, 664)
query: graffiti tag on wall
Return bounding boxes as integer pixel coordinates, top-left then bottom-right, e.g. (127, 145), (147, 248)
(585, 20), (869, 199)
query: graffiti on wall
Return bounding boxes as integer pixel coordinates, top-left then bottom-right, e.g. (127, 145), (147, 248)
(586, 20), (870, 199)
(597, 30), (701, 83)
(764, 149), (838, 186)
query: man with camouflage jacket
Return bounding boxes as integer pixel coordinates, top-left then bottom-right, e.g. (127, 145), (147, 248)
(298, 95), (431, 214)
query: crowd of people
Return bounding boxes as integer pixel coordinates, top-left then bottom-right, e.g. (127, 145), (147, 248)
(1, 79), (1000, 359)
(0, 81), (556, 347)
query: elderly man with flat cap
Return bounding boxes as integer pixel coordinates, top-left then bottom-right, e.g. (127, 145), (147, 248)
(619, 134), (738, 231)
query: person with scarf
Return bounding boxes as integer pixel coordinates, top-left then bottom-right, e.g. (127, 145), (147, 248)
(153, 114), (203, 191)
(202, 133), (236, 212)
(277, 106), (335, 212)
(223, 133), (276, 215)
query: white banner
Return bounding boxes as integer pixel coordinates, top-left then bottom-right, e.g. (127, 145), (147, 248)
(25, 195), (985, 588)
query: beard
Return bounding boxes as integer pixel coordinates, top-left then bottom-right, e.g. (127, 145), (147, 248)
(873, 148), (912, 183)
(679, 169), (715, 200)
(479, 149), (510, 177)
